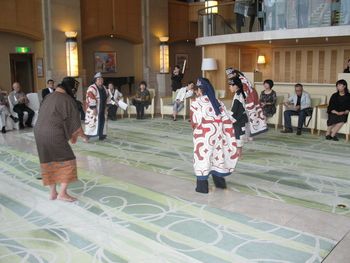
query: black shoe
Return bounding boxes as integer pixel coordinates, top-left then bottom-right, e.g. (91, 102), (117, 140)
(173, 118), (177, 121)
(1, 126), (6, 134)
(99, 135), (107, 141)
(195, 179), (209, 194)
(10, 115), (19, 123)
(281, 128), (293, 133)
(26, 124), (33, 128)
(325, 135), (332, 140)
(332, 136), (339, 141)
(296, 129), (302, 136)
(19, 124), (25, 129)
(212, 175), (227, 189)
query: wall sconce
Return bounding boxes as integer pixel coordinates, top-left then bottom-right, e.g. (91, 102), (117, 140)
(159, 36), (169, 74)
(205, 1), (218, 14)
(257, 55), (266, 65)
(65, 31), (79, 77)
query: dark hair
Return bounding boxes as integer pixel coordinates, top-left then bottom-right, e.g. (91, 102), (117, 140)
(139, 81), (147, 88)
(263, 79), (274, 89)
(188, 81), (194, 85)
(47, 79), (54, 84)
(174, 65), (180, 69)
(336, 79), (349, 94)
(61, 77), (79, 98)
(295, 83), (303, 89)
(231, 76), (246, 99)
(107, 82), (114, 86)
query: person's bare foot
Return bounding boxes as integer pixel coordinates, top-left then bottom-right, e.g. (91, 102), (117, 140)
(49, 191), (58, 200)
(57, 193), (77, 202)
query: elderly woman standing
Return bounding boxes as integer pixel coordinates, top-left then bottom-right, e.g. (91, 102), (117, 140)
(85, 72), (111, 140)
(191, 77), (239, 194)
(34, 77), (87, 202)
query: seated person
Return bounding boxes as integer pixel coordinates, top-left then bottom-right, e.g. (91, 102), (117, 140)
(8, 82), (34, 129)
(42, 79), (55, 100)
(107, 82), (123, 121)
(172, 81), (194, 121)
(260, 79), (277, 118)
(0, 90), (18, 133)
(326, 79), (350, 141)
(281, 83), (311, 135)
(132, 81), (151, 120)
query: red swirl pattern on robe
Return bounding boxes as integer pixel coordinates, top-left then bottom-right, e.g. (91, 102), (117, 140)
(191, 96), (239, 177)
(240, 76), (268, 136)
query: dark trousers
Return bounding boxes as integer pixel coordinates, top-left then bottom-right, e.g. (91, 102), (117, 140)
(133, 101), (146, 119)
(98, 112), (105, 139)
(107, 104), (118, 120)
(236, 13), (245, 33)
(284, 109), (307, 130)
(76, 100), (85, 120)
(13, 104), (34, 127)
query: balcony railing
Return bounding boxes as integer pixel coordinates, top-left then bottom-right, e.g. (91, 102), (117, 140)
(198, 0), (350, 37)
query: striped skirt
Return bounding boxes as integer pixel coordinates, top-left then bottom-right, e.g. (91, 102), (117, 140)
(40, 159), (77, 186)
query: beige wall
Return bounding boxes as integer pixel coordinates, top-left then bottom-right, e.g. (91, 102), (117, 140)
(82, 37), (141, 83)
(169, 41), (202, 86)
(0, 32), (37, 92)
(46, 0), (82, 83)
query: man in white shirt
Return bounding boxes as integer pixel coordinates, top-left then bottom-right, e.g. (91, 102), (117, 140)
(281, 83), (312, 135)
(173, 81), (194, 121)
(42, 79), (55, 100)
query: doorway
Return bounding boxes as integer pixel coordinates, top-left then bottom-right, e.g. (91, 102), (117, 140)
(10, 53), (34, 94)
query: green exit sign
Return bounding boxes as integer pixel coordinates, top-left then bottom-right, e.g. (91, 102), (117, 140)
(15, 47), (31, 53)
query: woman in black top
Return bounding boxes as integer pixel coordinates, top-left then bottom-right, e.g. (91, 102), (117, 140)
(344, 59), (350, 73)
(326, 79), (350, 141)
(171, 65), (184, 92)
(260, 79), (277, 118)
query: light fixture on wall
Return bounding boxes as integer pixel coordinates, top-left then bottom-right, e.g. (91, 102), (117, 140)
(205, 1), (218, 14)
(159, 36), (169, 74)
(257, 55), (266, 65)
(65, 31), (79, 77)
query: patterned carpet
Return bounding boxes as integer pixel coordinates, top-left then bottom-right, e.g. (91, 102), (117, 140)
(1, 118), (348, 262)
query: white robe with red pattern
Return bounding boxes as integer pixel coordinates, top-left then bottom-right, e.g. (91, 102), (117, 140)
(240, 76), (268, 136)
(191, 96), (239, 179)
(85, 84), (111, 136)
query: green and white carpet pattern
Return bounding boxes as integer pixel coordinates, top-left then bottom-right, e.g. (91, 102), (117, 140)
(20, 118), (350, 216)
(0, 146), (337, 262)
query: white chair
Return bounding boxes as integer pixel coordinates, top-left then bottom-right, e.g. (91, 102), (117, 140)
(0, 108), (15, 131)
(27, 93), (40, 126)
(160, 91), (188, 120)
(317, 106), (350, 141)
(127, 88), (155, 119)
(267, 93), (289, 130)
(116, 99), (125, 119)
(282, 94), (327, 134)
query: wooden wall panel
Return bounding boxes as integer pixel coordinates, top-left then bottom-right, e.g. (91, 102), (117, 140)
(268, 45), (350, 84)
(81, 0), (142, 43)
(318, 50), (325, 83)
(295, 50), (302, 82)
(0, 0), (43, 40)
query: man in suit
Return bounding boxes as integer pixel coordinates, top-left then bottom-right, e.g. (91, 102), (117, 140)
(42, 79), (55, 100)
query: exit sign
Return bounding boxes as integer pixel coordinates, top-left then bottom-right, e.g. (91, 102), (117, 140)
(16, 47), (31, 53)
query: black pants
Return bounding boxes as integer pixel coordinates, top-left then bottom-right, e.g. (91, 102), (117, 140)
(13, 104), (34, 127)
(76, 100), (85, 120)
(236, 13), (245, 33)
(107, 104), (118, 120)
(98, 112), (105, 139)
(133, 101), (147, 119)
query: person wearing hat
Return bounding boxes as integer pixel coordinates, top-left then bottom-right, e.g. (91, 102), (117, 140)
(191, 77), (239, 194)
(226, 68), (268, 140)
(228, 76), (249, 157)
(85, 72), (111, 140)
(34, 77), (88, 202)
